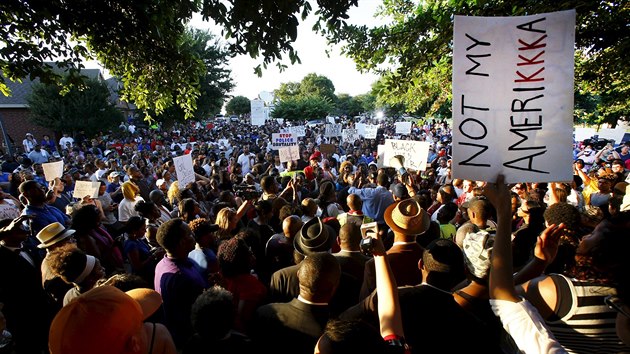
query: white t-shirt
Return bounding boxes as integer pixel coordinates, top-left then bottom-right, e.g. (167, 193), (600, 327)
(489, 299), (567, 354)
(237, 153), (255, 175)
(59, 136), (74, 149)
(118, 196), (144, 222)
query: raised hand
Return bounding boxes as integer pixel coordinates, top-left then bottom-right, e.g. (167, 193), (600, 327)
(534, 223), (565, 265)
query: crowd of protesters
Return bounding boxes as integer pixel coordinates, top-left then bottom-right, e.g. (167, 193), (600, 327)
(0, 115), (629, 354)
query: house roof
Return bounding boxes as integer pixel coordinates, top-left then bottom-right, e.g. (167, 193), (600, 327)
(0, 64), (103, 106)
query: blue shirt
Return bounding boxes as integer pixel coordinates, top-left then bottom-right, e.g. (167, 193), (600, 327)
(347, 185), (394, 224)
(23, 204), (70, 236)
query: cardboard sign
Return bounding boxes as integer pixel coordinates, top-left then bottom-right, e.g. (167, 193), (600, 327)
(73, 181), (100, 199)
(452, 10), (575, 183)
(395, 122), (412, 135)
(325, 124), (342, 137)
(364, 125), (379, 139)
(173, 153), (195, 188)
(342, 129), (360, 143)
(319, 144), (336, 154)
(42, 161), (63, 181)
(271, 133), (298, 150)
(383, 139), (430, 171)
(279, 145), (300, 163)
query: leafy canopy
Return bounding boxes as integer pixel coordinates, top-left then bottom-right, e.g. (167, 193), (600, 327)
(326, 0), (629, 124)
(1, 0), (358, 120)
(27, 76), (124, 136)
(226, 96), (251, 116)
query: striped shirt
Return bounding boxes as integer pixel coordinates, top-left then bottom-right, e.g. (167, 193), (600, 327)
(545, 274), (630, 353)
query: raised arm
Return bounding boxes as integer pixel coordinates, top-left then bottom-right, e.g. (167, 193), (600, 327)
(484, 174), (520, 302)
(369, 229), (405, 339)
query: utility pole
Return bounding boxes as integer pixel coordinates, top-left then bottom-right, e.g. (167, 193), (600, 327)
(0, 113), (14, 157)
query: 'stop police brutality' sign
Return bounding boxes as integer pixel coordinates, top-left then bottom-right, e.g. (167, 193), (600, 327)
(452, 10), (575, 183)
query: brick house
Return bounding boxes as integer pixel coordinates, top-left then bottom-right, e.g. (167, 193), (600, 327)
(0, 67), (131, 156)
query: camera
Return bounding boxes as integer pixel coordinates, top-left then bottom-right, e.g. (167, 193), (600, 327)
(234, 185), (261, 200)
(360, 237), (375, 256)
(359, 222), (378, 256)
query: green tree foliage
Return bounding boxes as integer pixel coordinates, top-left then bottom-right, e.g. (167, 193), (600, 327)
(274, 82), (302, 102)
(156, 29), (234, 125)
(336, 93), (365, 116)
(27, 76), (124, 136)
(226, 95), (251, 116)
(299, 73), (337, 103)
(274, 73), (336, 102)
(1, 0), (358, 120)
(327, 0), (629, 123)
(272, 96), (333, 121)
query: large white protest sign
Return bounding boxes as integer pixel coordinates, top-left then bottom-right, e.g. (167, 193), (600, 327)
(383, 139), (430, 171)
(174, 154), (195, 188)
(342, 129), (360, 143)
(279, 145), (300, 163)
(325, 124), (342, 137)
(271, 133), (298, 150)
(250, 99), (265, 126)
(73, 181), (100, 199)
(377, 145), (385, 168)
(394, 122), (412, 135)
(282, 125), (306, 137)
(355, 123), (366, 137)
(42, 161), (63, 181)
(452, 10), (575, 183)
(364, 125), (379, 139)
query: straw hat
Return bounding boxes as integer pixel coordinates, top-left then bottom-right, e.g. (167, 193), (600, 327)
(36, 222), (76, 249)
(384, 199), (430, 235)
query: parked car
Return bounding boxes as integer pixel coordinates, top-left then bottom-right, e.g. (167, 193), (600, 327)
(229, 115), (239, 122)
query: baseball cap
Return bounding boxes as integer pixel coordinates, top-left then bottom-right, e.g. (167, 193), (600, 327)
(309, 151), (322, 161)
(49, 286), (161, 354)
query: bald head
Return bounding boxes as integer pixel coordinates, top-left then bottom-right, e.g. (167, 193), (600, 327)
(283, 215), (303, 239)
(338, 223), (361, 250)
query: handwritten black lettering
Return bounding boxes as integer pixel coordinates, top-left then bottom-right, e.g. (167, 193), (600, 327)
(511, 94), (544, 112)
(503, 150), (549, 173)
(459, 118), (487, 140)
(510, 115), (542, 127)
(507, 127), (546, 151)
(516, 17), (546, 34)
(457, 142), (490, 167)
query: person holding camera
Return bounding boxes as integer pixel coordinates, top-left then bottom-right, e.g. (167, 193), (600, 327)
(359, 199), (428, 300)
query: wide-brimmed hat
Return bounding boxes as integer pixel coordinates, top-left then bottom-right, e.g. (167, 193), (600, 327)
(384, 199), (430, 235)
(49, 286), (159, 354)
(294, 217), (332, 256)
(126, 288), (163, 320)
(36, 222), (76, 248)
